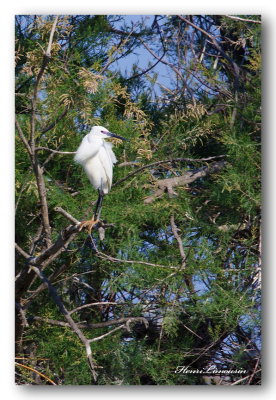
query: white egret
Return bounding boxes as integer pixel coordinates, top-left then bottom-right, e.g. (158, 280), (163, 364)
(74, 125), (126, 232)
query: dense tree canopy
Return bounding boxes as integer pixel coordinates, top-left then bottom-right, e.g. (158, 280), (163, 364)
(15, 15), (261, 385)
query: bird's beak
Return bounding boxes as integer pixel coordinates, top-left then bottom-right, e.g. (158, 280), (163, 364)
(107, 132), (127, 141)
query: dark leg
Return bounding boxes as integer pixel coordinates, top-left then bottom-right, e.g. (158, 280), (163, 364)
(93, 189), (104, 221)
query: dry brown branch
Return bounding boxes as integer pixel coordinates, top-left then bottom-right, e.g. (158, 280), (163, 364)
(113, 156), (226, 188)
(144, 160), (226, 204)
(17, 207), (117, 306)
(225, 15), (261, 24)
(247, 358), (260, 384)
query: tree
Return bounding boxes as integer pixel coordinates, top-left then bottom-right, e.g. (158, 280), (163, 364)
(15, 14), (261, 385)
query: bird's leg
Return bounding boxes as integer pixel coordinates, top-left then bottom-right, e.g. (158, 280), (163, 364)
(79, 189), (105, 234)
(94, 188), (104, 221)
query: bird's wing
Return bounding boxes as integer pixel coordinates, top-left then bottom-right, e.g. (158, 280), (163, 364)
(98, 143), (115, 191)
(74, 134), (102, 165)
(103, 141), (117, 164)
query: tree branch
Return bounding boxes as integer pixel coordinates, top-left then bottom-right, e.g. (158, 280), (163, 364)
(170, 215), (187, 268)
(95, 249), (178, 271)
(35, 147), (76, 155)
(28, 16), (59, 248)
(15, 117), (32, 157)
(88, 325), (126, 343)
(225, 15), (261, 24)
(177, 16), (240, 89)
(144, 160), (226, 204)
(139, 37), (196, 103)
(40, 106), (70, 134)
(30, 16), (59, 150)
(113, 155), (226, 188)
(31, 316), (149, 330)
(15, 223), (79, 300)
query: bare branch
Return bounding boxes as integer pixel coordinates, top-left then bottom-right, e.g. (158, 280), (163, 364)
(54, 207), (80, 225)
(113, 155), (226, 188)
(32, 316), (149, 330)
(144, 160), (226, 204)
(177, 16), (240, 88)
(30, 16), (59, 150)
(46, 16), (59, 56)
(95, 249), (178, 271)
(139, 37), (196, 103)
(15, 223), (79, 300)
(32, 162), (52, 247)
(69, 302), (120, 315)
(89, 325), (126, 343)
(225, 15), (261, 24)
(35, 147), (76, 155)
(170, 215), (187, 268)
(15, 243), (31, 259)
(27, 17), (60, 248)
(15, 117), (32, 157)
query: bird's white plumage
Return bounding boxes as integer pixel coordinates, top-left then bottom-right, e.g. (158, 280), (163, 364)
(74, 126), (118, 194)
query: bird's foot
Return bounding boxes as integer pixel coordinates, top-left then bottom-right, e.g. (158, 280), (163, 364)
(78, 218), (100, 234)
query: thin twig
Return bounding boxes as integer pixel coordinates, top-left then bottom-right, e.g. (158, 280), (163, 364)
(95, 250), (178, 271)
(139, 37), (196, 103)
(170, 215), (187, 268)
(88, 325), (126, 343)
(36, 147), (76, 155)
(177, 16), (240, 90)
(69, 302), (120, 315)
(15, 117), (32, 157)
(15, 362), (57, 385)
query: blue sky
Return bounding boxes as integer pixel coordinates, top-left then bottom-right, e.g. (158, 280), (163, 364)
(110, 15), (174, 96)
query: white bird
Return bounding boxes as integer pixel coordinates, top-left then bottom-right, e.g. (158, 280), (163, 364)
(74, 125), (126, 232)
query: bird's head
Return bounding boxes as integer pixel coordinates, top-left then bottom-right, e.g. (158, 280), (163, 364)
(90, 126), (126, 141)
